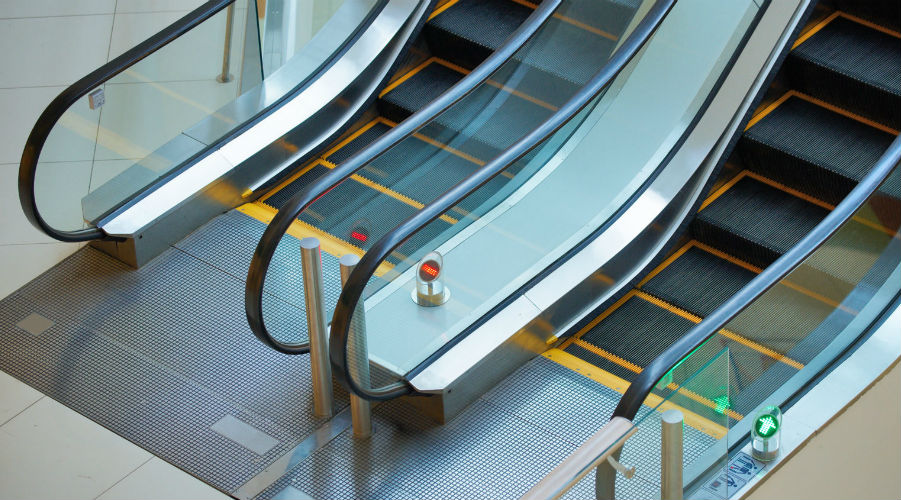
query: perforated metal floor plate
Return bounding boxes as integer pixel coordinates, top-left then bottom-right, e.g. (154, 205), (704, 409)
(0, 210), (711, 500)
(0, 212), (348, 494)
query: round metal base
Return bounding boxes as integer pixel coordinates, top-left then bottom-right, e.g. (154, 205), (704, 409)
(412, 287), (451, 307)
(216, 73), (234, 83)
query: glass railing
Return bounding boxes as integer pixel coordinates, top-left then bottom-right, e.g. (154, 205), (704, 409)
(611, 137), (900, 498)
(19, 0), (384, 242)
(323, 0), (762, 399)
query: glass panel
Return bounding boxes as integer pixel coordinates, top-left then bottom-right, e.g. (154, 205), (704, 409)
(259, 0), (379, 78)
(32, 0), (381, 233)
(554, 347), (731, 500)
(34, 3), (248, 231)
(715, 163), (901, 436)
(316, 0), (761, 387)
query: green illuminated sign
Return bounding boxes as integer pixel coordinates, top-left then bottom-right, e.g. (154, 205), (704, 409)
(754, 415), (779, 438)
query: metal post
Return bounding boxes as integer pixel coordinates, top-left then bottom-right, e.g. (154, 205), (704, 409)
(216, 3), (235, 83)
(339, 254), (373, 438)
(661, 409), (684, 500)
(300, 238), (333, 418)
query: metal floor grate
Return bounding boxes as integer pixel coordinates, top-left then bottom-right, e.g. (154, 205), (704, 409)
(0, 210), (703, 499)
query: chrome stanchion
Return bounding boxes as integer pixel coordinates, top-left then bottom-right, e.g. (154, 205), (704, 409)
(216, 3), (235, 83)
(339, 254), (372, 438)
(300, 238), (333, 418)
(661, 409), (684, 500)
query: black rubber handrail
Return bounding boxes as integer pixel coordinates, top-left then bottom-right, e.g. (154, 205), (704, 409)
(18, 0), (234, 243)
(328, 0), (677, 401)
(613, 135), (901, 421)
(245, 0), (563, 356)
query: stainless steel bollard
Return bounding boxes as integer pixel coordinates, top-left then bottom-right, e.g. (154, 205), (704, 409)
(301, 238), (333, 418)
(339, 254), (373, 438)
(661, 409), (684, 500)
(216, 3), (235, 83)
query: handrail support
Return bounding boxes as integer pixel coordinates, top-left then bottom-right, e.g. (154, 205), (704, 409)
(339, 254), (373, 439)
(301, 237), (333, 418)
(216, 3), (235, 83)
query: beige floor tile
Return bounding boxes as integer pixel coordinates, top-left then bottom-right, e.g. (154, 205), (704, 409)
(0, 371), (43, 426)
(96, 458), (230, 500)
(0, 397), (151, 500)
(0, 242), (83, 300)
(0, 15), (113, 88)
(0, 0), (117, 19)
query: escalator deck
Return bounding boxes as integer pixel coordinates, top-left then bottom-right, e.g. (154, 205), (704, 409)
(546, 5), (900, 430)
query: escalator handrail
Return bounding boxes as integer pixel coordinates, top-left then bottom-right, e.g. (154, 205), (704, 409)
(613, 135), (901, 421)
(18, 0), (235, 243)
(245, 0), (563, 356)
(328, 0), (678, 401)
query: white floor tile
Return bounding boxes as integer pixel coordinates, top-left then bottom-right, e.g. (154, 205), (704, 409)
(95, 80), (238, 162)
(108, 9), (247, 84)
(0, 242), (83, 300)
(0, 0), (117, 19)
(0, 15), (113, 88)
(0, 397), (151, 500)
(32, 160), (93, 232)
(89, 159), (140, 192)
(0, 86), (101, 165)
(114, 0), (207, 14)
(0, 163), (57, 246)
(96, 458), (230, 500)
(0, 372), (43, 426)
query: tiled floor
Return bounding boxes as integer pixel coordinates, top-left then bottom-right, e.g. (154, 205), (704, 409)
(0, 1), (232, 498)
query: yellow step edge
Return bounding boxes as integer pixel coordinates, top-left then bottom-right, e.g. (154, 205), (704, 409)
(236, 202), (395, 278)
(508, 0), (618, 41)
(634, 290), (806, 370)
(543, 349), (733, 439)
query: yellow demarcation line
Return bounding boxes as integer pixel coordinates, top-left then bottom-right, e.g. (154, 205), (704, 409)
(427, 0), (462, 21)
(237, 202), (395, 278)
(383, 57), (560, 113)
(560, 289), (805, 371)
(794, 11), (901, 50)
(544, 349), (735, 439)
(509, 0), (618, 41)
(563, 343), (745, 424)
(634, 290), (806, 371)
(700, 168), (898, 239)
(792, 11), (842, 49)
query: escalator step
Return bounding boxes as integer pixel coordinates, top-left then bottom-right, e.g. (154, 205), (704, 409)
(426, 0), (621, 107)
(692, 175), (830, 268)
(555, 0), (641, 38)
(425, 0), (531, 71)
(640, 245), (757, 318)
(378, 61), (464, 125)
(578, 295), (696, 378)
(264, 164), (451, 262)
(324, 121), (393, 164)
(788, 16), (901, 129)
(739, 95), (895, 205)
(379, 60), (555, 160)
(826, 0), (901, 32)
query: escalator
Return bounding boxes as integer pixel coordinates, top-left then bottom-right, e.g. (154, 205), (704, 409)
(244, 0), (640, 262)
(547, 0), (899, 429)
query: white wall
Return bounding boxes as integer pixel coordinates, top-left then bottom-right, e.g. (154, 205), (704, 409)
(747, 360), (901, 500)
